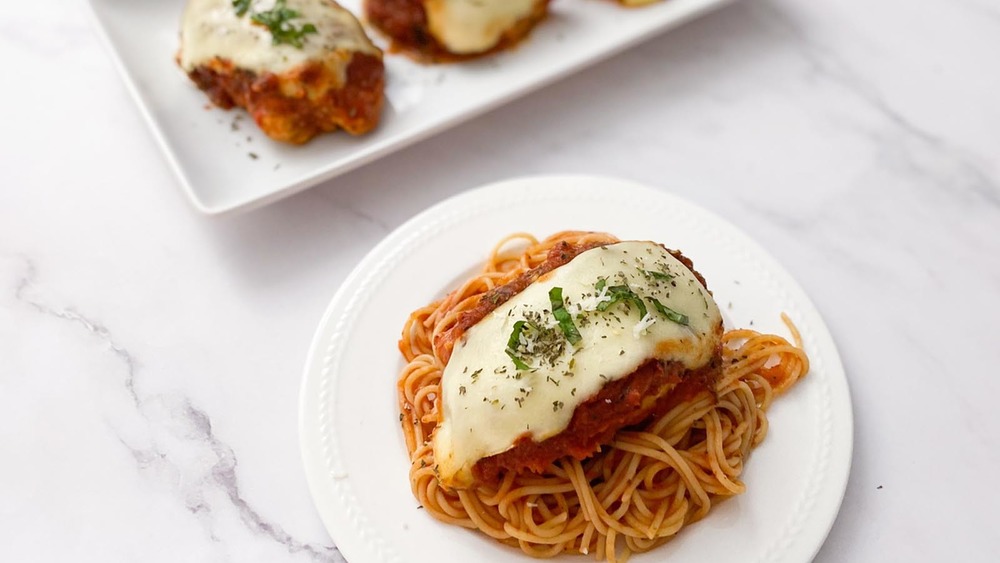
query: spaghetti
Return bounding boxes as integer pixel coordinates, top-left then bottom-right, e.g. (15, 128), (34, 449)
(398, 231), (808, 562)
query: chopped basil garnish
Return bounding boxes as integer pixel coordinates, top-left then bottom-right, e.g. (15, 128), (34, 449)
(232, 0), (252, 17)
(505, 320), (530, 370)
(642, 269), (674, 282)
(548, 287), (582, 345)
(251, 0), (318, 48)
(506, 320), (526, 351)
(596, 284), (648, 319)
(506, 350), (529, 370)
(650, 298), (689, 325)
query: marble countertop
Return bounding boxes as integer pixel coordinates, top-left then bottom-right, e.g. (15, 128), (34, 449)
(2, 0), (998, 561)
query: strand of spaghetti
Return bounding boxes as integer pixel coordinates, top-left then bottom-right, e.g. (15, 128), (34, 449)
(623, 495), (658, 540)
(562, 458), (607, 536)
(430, 484), (474, 523)
(712, 387), (755, 465)
(504, 518), (581, 544)
(456, 490), (510, 539)
(469, 492), (511, 534)
(638, 461), (679, 499)
(613, 433), (711, 510)
(594, 451), (641, 519)
(621, 500), (656, 538)
(518, 538), (567, 558)
(607, 480), (644, 530)
(579, 523), (596, 555)
(569, 458), (655, 539)
(486, 232), (539, 271)
(521, 232), (618, 270)
(399, 304), (437, 361)
(604, 527), (623, 563)
(478, 471), (517, 506)
(624, 535), (658, 556)
(631, 481), (687, 540)
(648, 391), (716, 439)
(504, 493), (570, 535)
(416, 479), (473, 526)
(781, 312), (804, 348)
(397, 354), (439, 402)
(648, 490), (685, 538)
(412, 385), (439, 418)
(532, 496), (568, 526)
(594, 530), (608, 561)
(734, 382), (760, 457)
(621, 510), (655, 541)
(703, 409), (746, 494)
(498, 482), (577, 514)
(607, 454), (646, 519)
(725, 344), (805, 373)
(523, 505), (570, 539)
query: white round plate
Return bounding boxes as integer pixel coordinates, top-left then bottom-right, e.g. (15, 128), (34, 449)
(300, 175), (853, 563)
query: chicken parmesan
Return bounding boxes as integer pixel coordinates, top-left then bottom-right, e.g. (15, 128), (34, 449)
(431, 240), (723, 488)
(177, 0), (384, 144)
(364, 0), (551, 61)
(397, 231), (809, 561)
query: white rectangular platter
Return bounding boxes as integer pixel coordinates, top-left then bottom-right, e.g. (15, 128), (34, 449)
(87, 0), (735, 214)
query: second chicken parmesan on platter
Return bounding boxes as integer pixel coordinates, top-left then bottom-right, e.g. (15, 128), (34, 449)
(364, 0), (551, 61)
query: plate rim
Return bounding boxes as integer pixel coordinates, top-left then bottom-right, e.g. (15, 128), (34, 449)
(299, 174), (854, 563)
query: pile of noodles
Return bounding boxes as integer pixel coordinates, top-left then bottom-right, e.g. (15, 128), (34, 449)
(397, 232), (808, 562)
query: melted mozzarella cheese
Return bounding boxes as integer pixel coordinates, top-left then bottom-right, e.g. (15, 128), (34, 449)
(433, 241), (723, 487)
(424, 0), (540, 55)
(178, 0), (378, 78)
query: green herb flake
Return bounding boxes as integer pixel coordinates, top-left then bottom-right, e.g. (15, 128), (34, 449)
(549, 287), (582, 345)
(596, 283), (647, 318)
(232, 0), (252, 17)
(641, 269), (674, 282)
(650, 298), (689, 326)
(505, 321), (531, 370)
(251, 0), (318, 48)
